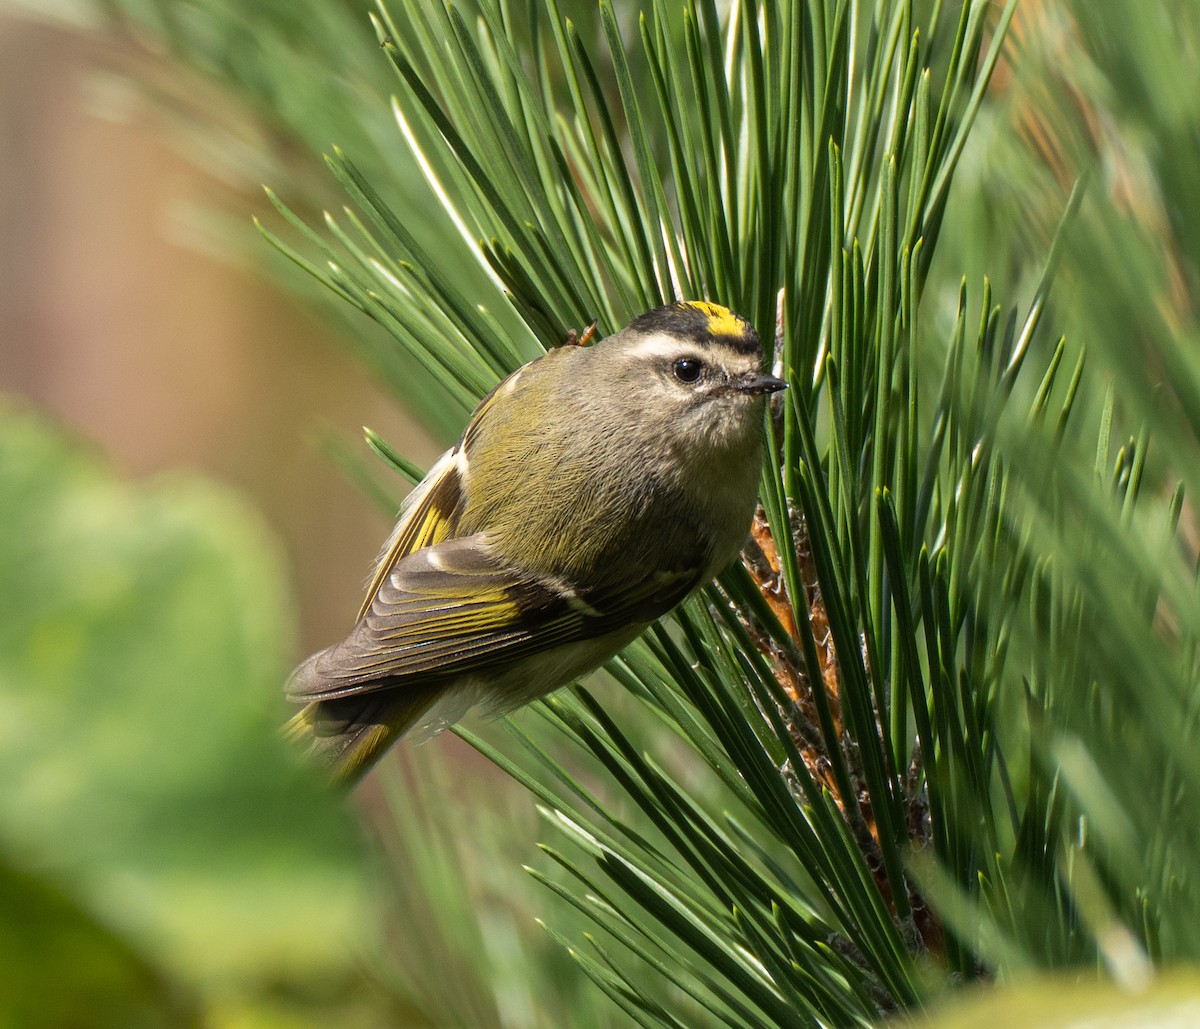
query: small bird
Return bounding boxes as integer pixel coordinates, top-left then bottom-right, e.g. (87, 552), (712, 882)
(286, 301), (786, 784)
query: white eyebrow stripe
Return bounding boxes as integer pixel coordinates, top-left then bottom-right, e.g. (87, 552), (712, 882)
(625, 334), (696, 361)
(626, 333), (753, 370)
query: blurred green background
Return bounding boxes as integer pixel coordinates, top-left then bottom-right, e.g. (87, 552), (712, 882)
(0, 5), (444, 1025)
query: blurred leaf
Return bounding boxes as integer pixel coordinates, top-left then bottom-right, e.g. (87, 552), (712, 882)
(0, 858), (189, 1029)
(0, 399), (380, 1023)
(914, 972), (1200, 1029)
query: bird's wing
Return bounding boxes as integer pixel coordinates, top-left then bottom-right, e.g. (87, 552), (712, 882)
(355, 447), (466, 620)
(356, 369), (523, 620)
(286, 532), (700, 702)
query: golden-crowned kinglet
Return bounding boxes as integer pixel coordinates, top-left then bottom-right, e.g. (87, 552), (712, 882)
(286, 301), (786, 783)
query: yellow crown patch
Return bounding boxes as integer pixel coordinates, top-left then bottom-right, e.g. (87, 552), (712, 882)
(684, 301), (745, 338)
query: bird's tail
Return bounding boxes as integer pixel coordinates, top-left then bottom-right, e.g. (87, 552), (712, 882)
(285, 691), (437, 787)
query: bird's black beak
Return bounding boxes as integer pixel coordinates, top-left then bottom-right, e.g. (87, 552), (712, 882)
(731, 373), (788, 396)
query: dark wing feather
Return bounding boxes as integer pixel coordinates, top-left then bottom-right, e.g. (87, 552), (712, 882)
(286, 533), (701, 703)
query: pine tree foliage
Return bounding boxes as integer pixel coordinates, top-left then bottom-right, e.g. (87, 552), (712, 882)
(258, 1), (1038, 1021)
(86, 0), (1200, 1022)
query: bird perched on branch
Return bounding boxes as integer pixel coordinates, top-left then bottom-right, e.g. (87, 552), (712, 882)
(286, 301), (785, 785)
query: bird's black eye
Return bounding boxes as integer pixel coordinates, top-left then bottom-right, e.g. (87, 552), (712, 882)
(673, 357), (703, 383)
